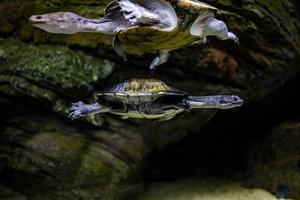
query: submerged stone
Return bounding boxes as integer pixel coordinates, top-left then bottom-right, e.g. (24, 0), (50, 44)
(137, 178), (279, 200)
(0, 113), (143, 200)
(0, 38), (114, 114)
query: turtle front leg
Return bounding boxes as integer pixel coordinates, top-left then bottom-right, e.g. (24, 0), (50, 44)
(119, 0), (161, 25)
(149, 50), (170, 70)
(113, 35), (128, 61)
(68, 101), (110, 120)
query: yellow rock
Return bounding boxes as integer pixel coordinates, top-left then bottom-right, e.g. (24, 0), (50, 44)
(138, 178), (292, 200)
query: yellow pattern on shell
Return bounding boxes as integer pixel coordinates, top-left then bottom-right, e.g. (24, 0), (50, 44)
(124, 79), (171, 94)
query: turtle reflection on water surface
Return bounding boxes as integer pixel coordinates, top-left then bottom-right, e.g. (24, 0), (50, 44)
(69, 79), (243, 121)
(29, 0), (239, 70)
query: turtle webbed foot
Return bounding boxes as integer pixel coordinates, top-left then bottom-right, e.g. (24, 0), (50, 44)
(68, 101), (86, 120)
(119, 0), (160, 25)
(149, 57), (160, 71)
(198, 16), (239, 44)
(149, 50), (170, 71)
(68, 101), (102, 120)
(119, 0), (142, 24)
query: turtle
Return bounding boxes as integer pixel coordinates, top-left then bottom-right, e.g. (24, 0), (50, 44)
(29, 0), (239, 70)
(68, 79), (243, 121)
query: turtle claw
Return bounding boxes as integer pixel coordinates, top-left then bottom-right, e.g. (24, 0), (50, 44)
(149, 50), (170, 70)
(68, 101), (85, 120)
(68, 102), (104, 121)
(149, 57), (160, 71)
(68, 110), (82, 121)
(119, 0), (142, 24)
(124, 12), (142, 24)
(228, 32), (239, 44)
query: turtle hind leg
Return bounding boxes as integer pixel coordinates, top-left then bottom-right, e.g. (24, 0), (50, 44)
(113, 35), (128, 61)
(191, 12), (239, 44)
(205, 18), (239, 43)
(227, 32), (239, 44)
(68, 101), (110, 120)
(149, 50), (170, 71)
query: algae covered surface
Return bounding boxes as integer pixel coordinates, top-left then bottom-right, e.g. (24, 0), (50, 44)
(0, 39), (114, 97)
(0, 0), (300, 199)
(0, 113), (143, 200)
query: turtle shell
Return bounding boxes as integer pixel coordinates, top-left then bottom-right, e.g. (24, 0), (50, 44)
(106, 0), (218, 14)
(117, 0), (218, 50)
(176, 0), (218, 12)
(117, 25), (199, 50)
(96, 79), (187, 104)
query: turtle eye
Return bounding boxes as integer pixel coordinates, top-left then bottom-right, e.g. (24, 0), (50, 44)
(233, 97), (239, 101)
(36, 16), (42, 19)
(220, 100), (226, 104)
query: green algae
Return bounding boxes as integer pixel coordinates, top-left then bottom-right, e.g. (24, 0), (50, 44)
(0, 39), (114, 94)
(0, 114), (137, 200)
(0, 38), (114, 114)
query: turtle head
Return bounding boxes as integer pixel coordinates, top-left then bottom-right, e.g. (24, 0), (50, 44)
(213, 95), (244, 109)
(29, 12), (82, 34)
(188, 95), (243, 109)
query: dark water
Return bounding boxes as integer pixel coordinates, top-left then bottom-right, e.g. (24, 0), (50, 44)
(142, 72), (300, 182)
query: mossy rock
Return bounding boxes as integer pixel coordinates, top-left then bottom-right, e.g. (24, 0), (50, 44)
(0, 38), (114, 114)
(0, 114), (143, 200)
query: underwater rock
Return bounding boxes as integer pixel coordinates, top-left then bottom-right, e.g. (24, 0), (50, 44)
(245, 121), (300, 199)
(0, 112), (143, 200)
(0, 39), (114, 115)
(0, 185), (27, 200)
(137, 178), (279, 200)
